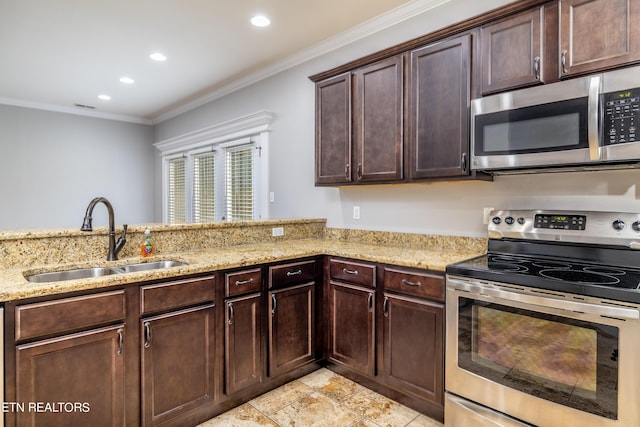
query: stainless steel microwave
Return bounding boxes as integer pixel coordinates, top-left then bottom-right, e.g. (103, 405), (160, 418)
(471, 66), (640, 173)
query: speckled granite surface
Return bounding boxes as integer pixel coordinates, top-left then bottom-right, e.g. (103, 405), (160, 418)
(0, 219), (486, 302)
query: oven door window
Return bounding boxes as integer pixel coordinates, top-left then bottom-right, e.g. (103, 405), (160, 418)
(458, 297), (618, 420)
(474, 97), (589, 155)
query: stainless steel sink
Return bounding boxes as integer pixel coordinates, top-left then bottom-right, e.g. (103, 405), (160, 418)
(25, 267), (122, 283)
(117, 260), (187, 273)
(24, 260), (188, 283)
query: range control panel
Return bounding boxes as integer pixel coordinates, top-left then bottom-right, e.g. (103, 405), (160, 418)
(602, 87), (639, 145)
(488, 210), (640, 248)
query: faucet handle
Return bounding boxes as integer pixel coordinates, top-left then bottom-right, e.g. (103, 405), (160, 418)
(115, 224), (128, 255)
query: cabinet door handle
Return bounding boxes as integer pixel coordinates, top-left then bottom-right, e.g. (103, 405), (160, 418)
(402, 279), (422, 287)
(144, 322), (151, 349)
(533, 56), (541, 80)
(271, 294), (277, 315)
(343, 268), (358, 275)
(286, 269), (302, 277)
(561, 50), (568, 74)
(345, 163), (350, 180)
(367, 293), (374, 312)
(357, 163), (362, 179)
(117, 328), (124, 355)
(383, 296), (389, 318)
(235, 278), (254, 286)
(460, 153), (467, 173)
(227, 302), (234, 325)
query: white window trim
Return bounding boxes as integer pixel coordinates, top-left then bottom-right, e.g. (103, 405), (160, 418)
(155, 111), (273, 223)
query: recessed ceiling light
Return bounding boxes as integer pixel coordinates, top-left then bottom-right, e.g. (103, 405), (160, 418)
(251, 15), (270, 27)
(119, 76), (135, 84)
(98, 94), (111, 101)
(149, 52), (167, 61)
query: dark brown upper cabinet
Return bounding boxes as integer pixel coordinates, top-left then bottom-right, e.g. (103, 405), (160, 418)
(480, 4), (559, 94)
(408, 34), (472, 180)
(315, 73), (352, 185)
(353, 55), (404, 183)
(559, 0), (640, 77)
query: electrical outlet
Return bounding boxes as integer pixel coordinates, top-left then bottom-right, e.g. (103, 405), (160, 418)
(353, 206), (361, 220)
(483, 207), (495, 225)
(272, 227), (284, 237)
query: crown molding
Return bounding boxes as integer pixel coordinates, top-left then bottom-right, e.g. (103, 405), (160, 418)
(0, 97), (153, 125)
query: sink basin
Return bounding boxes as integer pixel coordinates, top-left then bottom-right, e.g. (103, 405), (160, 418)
(118, 260), (188, 273)
(24, 260), (188, 283)
(26, 267), (121, 283)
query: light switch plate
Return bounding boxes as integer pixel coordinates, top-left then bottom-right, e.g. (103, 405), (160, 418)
(272, 227), (284, 237)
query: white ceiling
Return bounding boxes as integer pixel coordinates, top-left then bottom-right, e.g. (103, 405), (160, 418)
(0, 0), (450, 124)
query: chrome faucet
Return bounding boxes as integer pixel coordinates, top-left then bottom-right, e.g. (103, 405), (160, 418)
(81, 197), (127, 261)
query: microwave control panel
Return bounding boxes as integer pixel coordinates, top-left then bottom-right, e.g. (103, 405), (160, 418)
(602, 87), (639, 145)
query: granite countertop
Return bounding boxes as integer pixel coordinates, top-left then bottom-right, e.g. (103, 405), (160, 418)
(0, 238), (484, 302)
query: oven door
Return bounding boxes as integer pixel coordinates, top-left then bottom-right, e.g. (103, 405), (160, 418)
(470, 73), (600, 171)
(445, 275), (640, 427)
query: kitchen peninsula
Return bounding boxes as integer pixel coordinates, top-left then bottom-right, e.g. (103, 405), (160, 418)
(0, 219), (484, 426)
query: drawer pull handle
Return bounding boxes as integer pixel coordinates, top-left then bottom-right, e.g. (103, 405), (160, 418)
(343, 268), (358, 275)
(271, 294), (277, 315)
(144, 322), (151, 349)
(383, 297), (389, 318)
(117, 328), (124, 355)
(235, 278), (254, 286)
(228, 302), (234, 325)
(402, 279), (422, 287)
(286, 269), (302, 277)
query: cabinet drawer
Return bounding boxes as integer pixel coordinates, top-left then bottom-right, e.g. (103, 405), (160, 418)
(141, 275), (215, 315)
(16, 290), (126, 342)
(329, 258), (375, 288)
(383, 267), (444, 302)
(269, 260), (316, 289)
(226, 268), (262, 297)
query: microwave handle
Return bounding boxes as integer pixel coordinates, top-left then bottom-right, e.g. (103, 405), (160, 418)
(587, 75), (601, 161)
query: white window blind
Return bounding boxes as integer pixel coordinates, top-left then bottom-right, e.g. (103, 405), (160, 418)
(168, 157), (186, 223)
(193, 152), (216, 223)
(225, 146), (254, 221)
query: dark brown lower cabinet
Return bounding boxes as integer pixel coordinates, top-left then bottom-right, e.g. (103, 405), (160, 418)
(225, 292), (263, 395)
(328, 282), (375, 376)
(382, 292), (444, 404)
(16, 325), (126, 427)
(141, 304), (216, 427)
(268, 283), (315, 377)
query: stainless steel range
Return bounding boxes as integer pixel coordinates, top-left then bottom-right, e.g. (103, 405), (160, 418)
(445, 210), (640, 427)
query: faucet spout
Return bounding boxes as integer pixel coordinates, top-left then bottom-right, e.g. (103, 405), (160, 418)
(81, 197), (127, 261)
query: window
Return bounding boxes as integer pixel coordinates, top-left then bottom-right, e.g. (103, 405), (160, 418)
(155, 111), (272, 223)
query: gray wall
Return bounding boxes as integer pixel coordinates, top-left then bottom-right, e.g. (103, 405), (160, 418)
(0, 105), (154, 229)
(155, 0), (640, 237)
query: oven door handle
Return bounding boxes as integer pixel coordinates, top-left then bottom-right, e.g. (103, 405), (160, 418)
(450, 281), (639, 320)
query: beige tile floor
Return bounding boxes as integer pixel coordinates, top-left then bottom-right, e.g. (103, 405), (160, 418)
(198, 368), (444, 427)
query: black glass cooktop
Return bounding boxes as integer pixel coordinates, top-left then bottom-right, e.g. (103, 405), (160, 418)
(447, 253), (640, 303)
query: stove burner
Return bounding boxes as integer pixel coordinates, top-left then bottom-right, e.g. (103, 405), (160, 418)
(532, 261), (572, 269)
(584, 267), (627, 276)
(486, 262), (529, 273)
(539, 269), (621, 285)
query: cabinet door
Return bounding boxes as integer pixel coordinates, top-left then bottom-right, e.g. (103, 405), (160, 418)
(225, 293), (262, 395)
(316, 73), (352, 185)
(268, 283), (315, 377)
(559, 0), (640, 76)
(353, 55), (404, 182)
(328, 282), (375, 376)
(16, 325), (125, 427)
(141, 305), (216, 427)
(480, 7), (544, 94)
(382, 293), (443, 405)
(408, 34), (471, 179)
